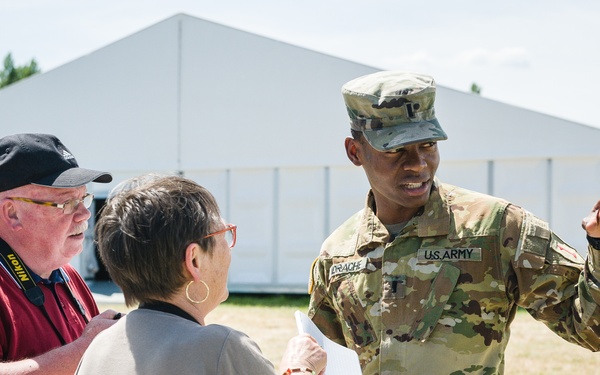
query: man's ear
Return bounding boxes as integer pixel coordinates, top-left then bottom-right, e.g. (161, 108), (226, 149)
(0, 200), (23, 230)
(345, 137), (363, 166)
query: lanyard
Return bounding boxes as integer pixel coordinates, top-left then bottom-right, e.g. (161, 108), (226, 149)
(0, 238), (89, 345)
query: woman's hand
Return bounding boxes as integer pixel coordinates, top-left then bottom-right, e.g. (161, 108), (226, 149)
(279, 334), (327, 375)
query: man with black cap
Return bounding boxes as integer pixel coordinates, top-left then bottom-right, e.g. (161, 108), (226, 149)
(0, 133), (120, 374)
(307, 71), (600, 374)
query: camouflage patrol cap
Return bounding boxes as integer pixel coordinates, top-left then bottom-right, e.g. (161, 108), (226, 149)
(342, 71), (448, 151)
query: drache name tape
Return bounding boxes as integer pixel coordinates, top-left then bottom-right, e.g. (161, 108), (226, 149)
(329, 258), (368, 279)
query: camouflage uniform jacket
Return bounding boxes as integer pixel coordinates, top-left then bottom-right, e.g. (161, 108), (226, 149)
(308, 180), (600, 375)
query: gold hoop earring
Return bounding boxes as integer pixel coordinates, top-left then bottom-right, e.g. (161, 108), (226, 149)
(185, 280), (210, 304)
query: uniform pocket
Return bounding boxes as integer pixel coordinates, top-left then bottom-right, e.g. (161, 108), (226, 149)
(332, 276), (377, 347)
(410, 263), (461, 342)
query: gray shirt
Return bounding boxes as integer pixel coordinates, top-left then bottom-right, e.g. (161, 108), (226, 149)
(76, 308), (275, 375)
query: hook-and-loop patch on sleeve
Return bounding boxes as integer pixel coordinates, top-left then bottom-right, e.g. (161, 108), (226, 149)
(515, 210), (550, 269)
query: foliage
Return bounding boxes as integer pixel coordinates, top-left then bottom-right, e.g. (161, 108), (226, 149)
(470, 82), (482, 95)
(0, 53), (41, 88)
(223, 293), (310, 308)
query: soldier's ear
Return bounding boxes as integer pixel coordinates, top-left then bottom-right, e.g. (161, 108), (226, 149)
(345, 137), (362, 167)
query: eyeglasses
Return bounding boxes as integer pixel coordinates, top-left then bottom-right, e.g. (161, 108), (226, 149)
(203, 223), (237, 248)
(8, 193), (94, 215)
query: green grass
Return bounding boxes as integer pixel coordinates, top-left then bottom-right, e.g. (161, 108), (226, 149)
(222, 293), (310, 308)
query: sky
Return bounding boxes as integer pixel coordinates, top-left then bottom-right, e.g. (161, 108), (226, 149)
(1, 0), (599, 128)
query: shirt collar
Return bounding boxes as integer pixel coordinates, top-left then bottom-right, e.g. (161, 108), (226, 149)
(35, 268), (67, 284)
(355, 178), (451, 251)
(0, 247), (67, 286)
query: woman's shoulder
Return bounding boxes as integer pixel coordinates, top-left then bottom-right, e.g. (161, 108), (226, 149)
(124, 310), (262, 350)
(206, 324), (275, 373)
(201, 323), (253, 343)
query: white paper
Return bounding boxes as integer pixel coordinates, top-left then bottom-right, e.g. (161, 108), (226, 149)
(294, 310), (362, 375)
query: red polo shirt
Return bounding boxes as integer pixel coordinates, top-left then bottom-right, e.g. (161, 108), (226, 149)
(0, 260), (99, 361)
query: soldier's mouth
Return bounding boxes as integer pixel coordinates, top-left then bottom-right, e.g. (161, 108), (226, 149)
(404, 182), (425, 189)
(401, 181), (431, 196)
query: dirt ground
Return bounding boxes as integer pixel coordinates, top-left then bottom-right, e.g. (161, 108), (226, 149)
(99, 302), (600, 374)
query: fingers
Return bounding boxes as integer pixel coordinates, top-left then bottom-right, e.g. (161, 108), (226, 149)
(78, 310), (122, 345)
(94, 309), (126, 320)
(297, 333), (318, 343)
(279, 335), (327, 375)
(583, 207), (600, 237)
(97, 309), (118, 318)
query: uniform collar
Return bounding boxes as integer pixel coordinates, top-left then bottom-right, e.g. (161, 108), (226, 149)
(356, 178), (451, 251)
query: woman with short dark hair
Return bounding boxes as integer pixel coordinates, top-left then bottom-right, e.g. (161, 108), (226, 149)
(76, 175), (326, 375)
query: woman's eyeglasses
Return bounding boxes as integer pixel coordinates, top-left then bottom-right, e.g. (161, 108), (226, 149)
(203, 223), (237, 248)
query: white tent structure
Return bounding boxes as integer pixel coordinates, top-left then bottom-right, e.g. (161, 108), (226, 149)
(1, 14), (600, 293)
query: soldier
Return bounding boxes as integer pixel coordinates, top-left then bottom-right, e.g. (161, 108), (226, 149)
(307, 71), (600, 374)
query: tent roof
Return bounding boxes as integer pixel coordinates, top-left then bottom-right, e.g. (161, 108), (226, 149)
(1, 13), (598, 173)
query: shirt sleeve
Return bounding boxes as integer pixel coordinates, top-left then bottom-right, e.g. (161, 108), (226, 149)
(502, 204), (600, 351)
(307, 256), (348, 346)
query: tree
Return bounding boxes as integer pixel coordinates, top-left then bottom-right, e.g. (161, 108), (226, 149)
(0, 53), (41, 89)
(470, 82), (482, 95)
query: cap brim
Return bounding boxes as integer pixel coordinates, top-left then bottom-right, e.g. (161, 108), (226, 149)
(362, 119), (448, 152)
(32, 168), (113, 188)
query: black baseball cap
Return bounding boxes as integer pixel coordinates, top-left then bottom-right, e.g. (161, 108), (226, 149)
(0, 133), (112, 192)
